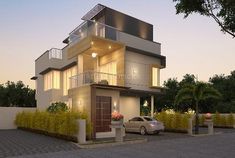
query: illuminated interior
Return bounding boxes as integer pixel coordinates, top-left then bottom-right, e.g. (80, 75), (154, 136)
(44, 70), (60, 91)
(152, 67), (160, 87)
(63, 66), (77, 95)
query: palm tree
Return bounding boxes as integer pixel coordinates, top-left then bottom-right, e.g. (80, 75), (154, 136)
(175, 82), (221, 134)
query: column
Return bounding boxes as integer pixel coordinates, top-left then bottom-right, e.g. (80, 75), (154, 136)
(151, 95), (154, 117)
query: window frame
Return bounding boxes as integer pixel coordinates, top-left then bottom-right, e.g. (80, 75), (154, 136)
(149, 64), (160, 88)
(44, 70), (61, 91)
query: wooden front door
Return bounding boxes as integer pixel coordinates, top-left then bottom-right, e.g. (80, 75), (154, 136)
(96, 96), (112, 132)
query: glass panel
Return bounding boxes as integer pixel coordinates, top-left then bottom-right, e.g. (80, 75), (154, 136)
(152, 67), (159, 87)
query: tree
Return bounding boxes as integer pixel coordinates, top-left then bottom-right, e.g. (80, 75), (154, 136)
(175, 82), (221, 134)
(0, 81), (36, 107)
(173, 0), (235, 38)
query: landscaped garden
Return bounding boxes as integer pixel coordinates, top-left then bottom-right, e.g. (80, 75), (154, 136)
(15, 102), (92, 142)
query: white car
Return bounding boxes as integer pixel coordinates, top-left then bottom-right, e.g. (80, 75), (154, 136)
(124, 116), (164, 135)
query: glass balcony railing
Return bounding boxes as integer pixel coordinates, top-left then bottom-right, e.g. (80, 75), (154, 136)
(70, 71), (117, 89)
(68, 20), (118, 46)
(48, 48), (62, 59)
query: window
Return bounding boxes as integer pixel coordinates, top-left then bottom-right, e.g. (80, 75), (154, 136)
(130, 117), (144, 122)
(151, 66), (160, 87)
(99, 61), (117, 85)
(63, 66), (77, 95)
(44, 71), (60, 91)
(144, 117), (155, 121)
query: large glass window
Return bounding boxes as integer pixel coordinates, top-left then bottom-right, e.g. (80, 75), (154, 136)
(63, 66), (77, 96)
(44, 71), (60, 91)
(151, 66), (160, 87)
(99, 61), (117, 85)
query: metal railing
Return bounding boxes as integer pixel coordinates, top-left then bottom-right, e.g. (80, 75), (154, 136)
(68, 20), (118, 46)
(48, 48), (62, 59)
(70, 71), (117, 89)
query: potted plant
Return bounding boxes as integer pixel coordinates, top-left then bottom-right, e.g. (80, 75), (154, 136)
(111, 111), (124, 125)
(205, 113), (212, 120)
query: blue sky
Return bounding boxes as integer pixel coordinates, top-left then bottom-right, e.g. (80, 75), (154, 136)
(0, 0), (234, 88)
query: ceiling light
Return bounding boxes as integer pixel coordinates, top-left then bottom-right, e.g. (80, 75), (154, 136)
(92, 52), (97, 58)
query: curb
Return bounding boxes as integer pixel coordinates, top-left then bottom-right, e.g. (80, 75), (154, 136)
(75, 138), (147, 149)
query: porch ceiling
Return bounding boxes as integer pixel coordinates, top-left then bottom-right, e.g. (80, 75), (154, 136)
(67, 35), (125, 59)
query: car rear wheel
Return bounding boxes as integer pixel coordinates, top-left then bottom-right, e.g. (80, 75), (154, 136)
(140, 126), (147, 135)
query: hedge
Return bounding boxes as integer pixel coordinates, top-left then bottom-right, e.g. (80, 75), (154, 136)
(199, 112), (235, 128)
(15, 111), (92, 141)
(155, 111), (192, 133)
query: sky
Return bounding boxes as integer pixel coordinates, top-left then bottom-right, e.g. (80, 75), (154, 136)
(0, 0), (234, 88)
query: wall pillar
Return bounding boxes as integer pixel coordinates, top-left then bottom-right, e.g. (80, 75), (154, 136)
(151, 95), (154, 117)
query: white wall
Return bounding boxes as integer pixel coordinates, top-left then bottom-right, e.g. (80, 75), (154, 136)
(117, 31), (161, 55)
(0, 107), (36, 129)
(120, 96), (140, 122)
(125, 51), (162, 92)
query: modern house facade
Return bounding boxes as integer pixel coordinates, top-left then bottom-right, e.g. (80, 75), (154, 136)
(32, 4), (166, 138)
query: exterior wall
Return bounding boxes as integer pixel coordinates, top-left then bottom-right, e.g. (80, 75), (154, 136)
(35, 46), (77, 110)
(125, 50), (161, 92)
(0, 107), (36, 129)
(117, 31), (161, 55)
(95, 88), (120, 138)
(68, 86), (92, 120)
(119, 96), (140, 122)
(104, 7), (153, 41)
(36, 74), (63, 110)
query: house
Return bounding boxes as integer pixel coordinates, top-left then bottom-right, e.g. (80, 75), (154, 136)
(31, 4), (166, 138)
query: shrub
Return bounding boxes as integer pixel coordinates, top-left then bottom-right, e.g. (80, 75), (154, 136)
(15, 111), (92, 139)
(199, 112), (235, 128)
(155, 111), (192, 132)
(47, 102), (69, 113)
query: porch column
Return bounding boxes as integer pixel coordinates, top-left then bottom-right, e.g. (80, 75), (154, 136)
(151, 95), (154, 117)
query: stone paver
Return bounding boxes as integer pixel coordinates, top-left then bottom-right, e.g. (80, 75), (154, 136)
(5, 128), (235, 158)
(1, 128), (235, 158)
(0, 130), (78, 158)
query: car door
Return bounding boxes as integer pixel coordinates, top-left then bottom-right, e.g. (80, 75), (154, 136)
(125, 117), (138, 132)
(133, 117), (144, 132)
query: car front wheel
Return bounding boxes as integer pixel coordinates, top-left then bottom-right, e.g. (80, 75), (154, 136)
(140, 126), (147, 135)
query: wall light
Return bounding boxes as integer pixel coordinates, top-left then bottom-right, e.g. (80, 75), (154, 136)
(91, 41), (94, 45)
(92, 52), (97, 58)
(108, 45), (112, 49)
(113, 102), (117, 111)
(143, 100), (148, 107)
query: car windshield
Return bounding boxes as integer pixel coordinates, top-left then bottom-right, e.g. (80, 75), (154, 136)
(143, 117), (155, 121)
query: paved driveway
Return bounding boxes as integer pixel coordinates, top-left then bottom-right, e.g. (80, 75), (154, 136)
(0, 130), (78, 158)
(1, 129), (235, 158)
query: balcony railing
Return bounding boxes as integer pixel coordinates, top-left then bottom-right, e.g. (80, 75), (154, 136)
(69, 20), (118, 46)
(48, 48), (62, 59)
(70, 71), (117, 89)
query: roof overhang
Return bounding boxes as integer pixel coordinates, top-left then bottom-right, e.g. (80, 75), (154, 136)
(91, 84), (130, 91)
(120, 88), (165, 97)
(67, 35), (125, 59)
(39, 61), (77, 75)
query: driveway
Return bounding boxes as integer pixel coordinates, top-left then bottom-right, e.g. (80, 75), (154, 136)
(1, 128), (235, 158)
(0, 130), (78, 158)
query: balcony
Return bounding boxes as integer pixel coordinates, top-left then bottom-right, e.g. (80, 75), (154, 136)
(48, 48), (62, 59)
(69, 20), (118, 47)
(70, 71), (118, 89)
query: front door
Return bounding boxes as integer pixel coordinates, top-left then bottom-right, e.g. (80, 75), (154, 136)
(96, 96), (112, 132)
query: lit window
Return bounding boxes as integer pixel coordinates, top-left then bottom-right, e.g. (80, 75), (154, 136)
(151, 67), (160, 87)
(100, 62), (117, 85)
(63, 66), (77, 95)
(44, 71), (60, 91)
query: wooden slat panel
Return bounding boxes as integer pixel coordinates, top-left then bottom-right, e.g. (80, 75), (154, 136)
(95, 96), (112, 132)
